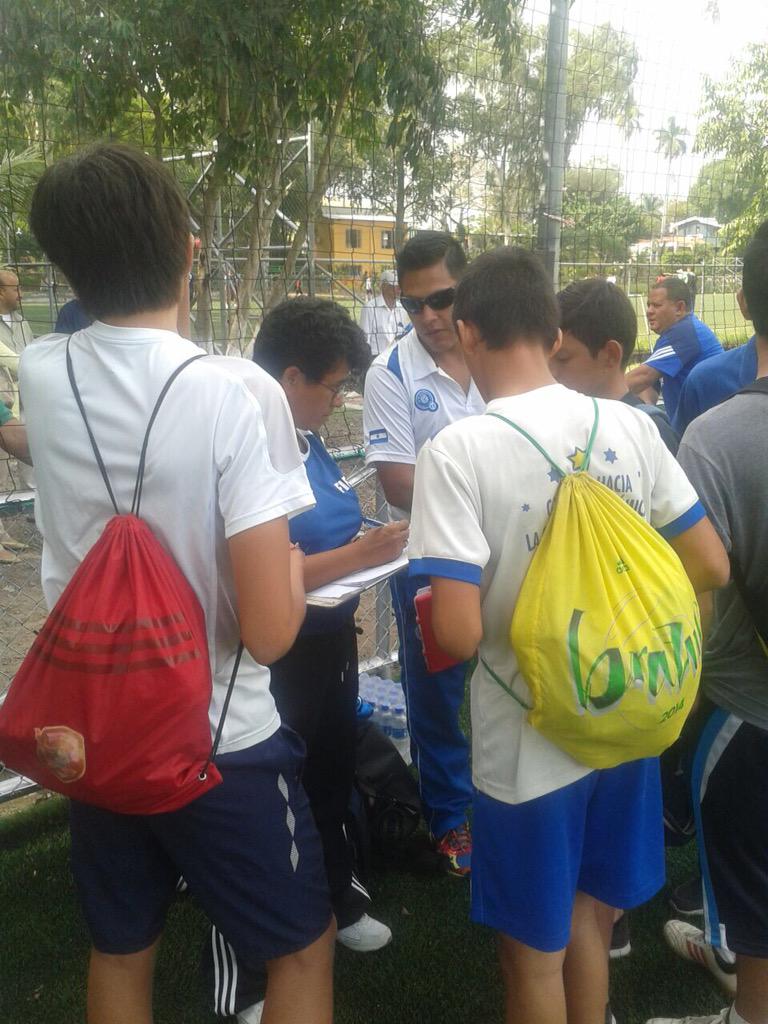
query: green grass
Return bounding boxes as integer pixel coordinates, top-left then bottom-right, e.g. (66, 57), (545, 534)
(1, 795), (726, 1023)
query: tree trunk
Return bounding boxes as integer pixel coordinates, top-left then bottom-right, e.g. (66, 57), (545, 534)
(195, 165), (226, 347)
(394, 150), (407, 250)
(265, 44), (365, 312)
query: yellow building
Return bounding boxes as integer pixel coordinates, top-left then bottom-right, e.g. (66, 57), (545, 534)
(313, 206), (400, 272)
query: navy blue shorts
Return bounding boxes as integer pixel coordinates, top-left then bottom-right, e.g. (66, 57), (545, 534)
(471, 758), (665, 952)
(694, 708), (768, 958)
(69, 726), (332, 961)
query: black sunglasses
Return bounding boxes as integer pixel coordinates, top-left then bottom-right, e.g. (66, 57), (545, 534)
(400, 287), (455, 316)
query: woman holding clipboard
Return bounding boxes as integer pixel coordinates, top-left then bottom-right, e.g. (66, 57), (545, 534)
(252, 299), (407, 952)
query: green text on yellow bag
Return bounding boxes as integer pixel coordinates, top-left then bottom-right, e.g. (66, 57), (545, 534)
(485, 399), (701, 769)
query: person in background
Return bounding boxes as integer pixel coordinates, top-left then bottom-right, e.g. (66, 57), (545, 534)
(673, 223), (768, 433)
(359, 269), (407, 356)
(407, 246), (729, 1024)
(553, 278), (679, 454)
(625, 276), (723, 429)
(214, 298), (408, 1024)
(0, 267), (33, 357)
(55, 297), (92, 334)
(363, 231), (483, 876)
(0, 267), (35, 543)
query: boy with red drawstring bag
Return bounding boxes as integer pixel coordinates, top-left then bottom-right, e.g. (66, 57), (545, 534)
(0, 349), (234, 814)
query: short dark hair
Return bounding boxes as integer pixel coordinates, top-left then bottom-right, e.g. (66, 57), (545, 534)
(742, 222), (768, 338)
(453, 247), (559, 350)
(30, 143), (190, 319)
(396, 231), (467, 284)
(557, 278), (637, 367)
(652, 276), (692, 311)
(253, 297), (371, 381)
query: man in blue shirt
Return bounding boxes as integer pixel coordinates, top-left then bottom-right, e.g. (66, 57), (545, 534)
(675, 334), (757, 435)
(625, 276), (723, 427)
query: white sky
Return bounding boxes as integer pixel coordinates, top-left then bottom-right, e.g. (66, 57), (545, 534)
(560, 0), (768, 199)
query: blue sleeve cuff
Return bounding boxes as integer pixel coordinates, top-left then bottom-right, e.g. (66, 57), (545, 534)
(657, 500), (706, 540)
(408, 556), (482, 585)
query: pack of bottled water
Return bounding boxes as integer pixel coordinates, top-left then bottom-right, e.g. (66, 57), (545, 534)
(358, 672), (411, 765)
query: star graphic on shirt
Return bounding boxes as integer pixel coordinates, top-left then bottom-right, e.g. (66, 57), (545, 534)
(521, 503), (530, 512)
(567, 446), (588, 470)
(604, 448), (618, 464)
(547, 466), (561, 483)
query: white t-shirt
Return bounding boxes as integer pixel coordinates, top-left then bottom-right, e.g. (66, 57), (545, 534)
(20, 325), (314, 755)
(358, 295), (407, 356)
(408, 384), (706, 805)
(363, 331), (485, 517)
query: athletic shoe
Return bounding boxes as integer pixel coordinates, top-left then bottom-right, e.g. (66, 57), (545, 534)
(609, 912), (632, 959)
(237, 1000), (264, 1024)
(433, 823), (472, 877)
(337, 913), (393, 952)
(669, 875), (704, 918)
(645, 1010), (730, 1024)
(663, 920), (737, 997)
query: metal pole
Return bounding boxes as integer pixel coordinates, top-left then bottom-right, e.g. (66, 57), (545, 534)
(306, 123), (317, 298)
(536, 0), (569, 288)
(215, 196), (227, 342)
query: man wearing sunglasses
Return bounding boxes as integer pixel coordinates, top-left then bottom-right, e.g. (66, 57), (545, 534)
(363, 231), (484, 876)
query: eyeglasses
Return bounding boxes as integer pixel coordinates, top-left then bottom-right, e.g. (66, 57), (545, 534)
(315, 376), (354, 397)
(400, 287), (455, 316)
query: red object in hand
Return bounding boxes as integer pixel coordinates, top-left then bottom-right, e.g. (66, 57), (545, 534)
(0, 515), (221, 814)
(414, 586), (463, 673)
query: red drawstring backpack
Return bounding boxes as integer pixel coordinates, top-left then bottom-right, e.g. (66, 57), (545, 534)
(0, 341), (241, 814)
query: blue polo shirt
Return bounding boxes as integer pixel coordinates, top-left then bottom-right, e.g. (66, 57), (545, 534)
(674, 336), (757, 434)
(645, 313), (723, 426)
(290, 432), (363, 634)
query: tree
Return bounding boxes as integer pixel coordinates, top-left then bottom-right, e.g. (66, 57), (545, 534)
(560, 162), (643, 271)
(654, 116), (689, 235)
(638, 194), (663, 238)
(697, 45), (768, 250)
(686, 157), (754, 224)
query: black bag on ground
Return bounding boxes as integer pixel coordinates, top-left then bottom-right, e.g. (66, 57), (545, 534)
(353, 719), (422, 861)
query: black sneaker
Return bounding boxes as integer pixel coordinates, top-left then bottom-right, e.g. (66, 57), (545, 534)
(669, 875), (704, 918)
(609, 912), (631, 959)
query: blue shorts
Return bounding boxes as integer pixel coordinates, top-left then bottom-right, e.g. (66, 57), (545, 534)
(70, 726), (332, 961)
(471, 758), (665, 952)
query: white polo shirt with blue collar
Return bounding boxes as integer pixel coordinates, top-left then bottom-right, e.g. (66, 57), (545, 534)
(363, 330), (485, 518)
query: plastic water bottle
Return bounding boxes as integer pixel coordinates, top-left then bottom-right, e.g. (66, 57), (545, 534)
(377, 702), (392, 737)
(390, 705), (411, 764)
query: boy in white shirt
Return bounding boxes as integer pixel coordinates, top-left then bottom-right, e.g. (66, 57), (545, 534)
(408, 247), (729, 1024)
(23, 143), (334, 1024)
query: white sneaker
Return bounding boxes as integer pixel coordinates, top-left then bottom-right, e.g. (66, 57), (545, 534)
(336, 913), (392, 952)
(237, 1000), (264, 1024)
(664, 919), (737, 997)
(646, 1011), (730, 1024)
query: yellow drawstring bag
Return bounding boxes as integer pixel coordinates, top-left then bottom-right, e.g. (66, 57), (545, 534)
(484, 400), (701, 769)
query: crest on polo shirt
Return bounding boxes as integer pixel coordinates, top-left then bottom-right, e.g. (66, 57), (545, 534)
(414, 388), (439, 412)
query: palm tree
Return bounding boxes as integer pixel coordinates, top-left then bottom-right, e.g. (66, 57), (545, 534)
(654, 117), (688, 236)
(0, 146), (45, 260)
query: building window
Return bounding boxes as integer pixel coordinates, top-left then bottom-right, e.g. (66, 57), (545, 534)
(381, 230), (393, 249)
(345, 228), (361, 249)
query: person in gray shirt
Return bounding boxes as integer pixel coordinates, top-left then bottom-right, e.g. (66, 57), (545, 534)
(648, 224), (768, 1024)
